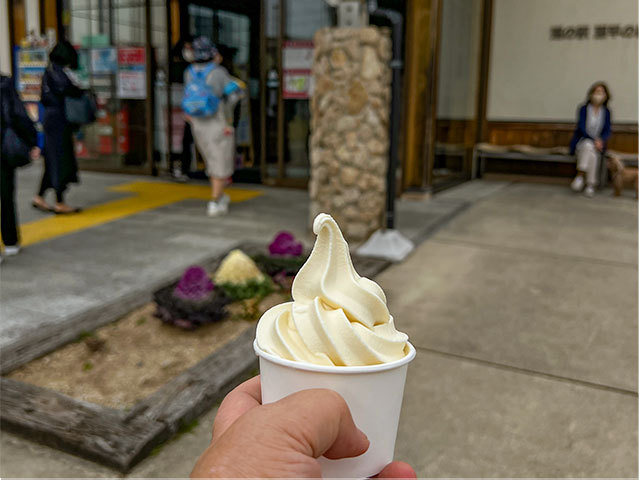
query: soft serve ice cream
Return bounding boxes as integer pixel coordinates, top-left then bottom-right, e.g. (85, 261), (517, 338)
(256, 213), (409, 366)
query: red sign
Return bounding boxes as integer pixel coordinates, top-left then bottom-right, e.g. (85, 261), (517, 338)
(117, 47), (146, 99)
(282, 40), (313, 99)
(118, 47), (145, 66)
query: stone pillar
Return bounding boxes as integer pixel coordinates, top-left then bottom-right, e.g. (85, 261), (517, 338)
(309, 26), (391, 242)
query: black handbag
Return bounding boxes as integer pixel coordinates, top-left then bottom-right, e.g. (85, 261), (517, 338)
(2, 127), (30, 168)
(65, 92), (97, 125)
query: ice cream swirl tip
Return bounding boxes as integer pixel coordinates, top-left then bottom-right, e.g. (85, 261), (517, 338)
(256, 214), (409, 366)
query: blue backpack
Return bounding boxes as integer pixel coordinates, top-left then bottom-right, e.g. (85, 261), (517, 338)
(182, 64), (220, 117)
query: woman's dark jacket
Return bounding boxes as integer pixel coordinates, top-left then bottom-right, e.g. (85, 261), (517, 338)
(569, 103), (612, 155)
(40, 63), (83, 191)
(1, 75), (38, 160)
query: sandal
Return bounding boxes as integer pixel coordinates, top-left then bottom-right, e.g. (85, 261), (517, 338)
(53, 206), (83, 215)
(31, 200), (53, 213)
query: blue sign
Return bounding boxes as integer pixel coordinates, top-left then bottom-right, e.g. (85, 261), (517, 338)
(91, 47), (117, 74)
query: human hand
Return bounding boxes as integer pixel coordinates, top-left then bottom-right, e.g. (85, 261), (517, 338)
(30, 147), (41, 160)
(595, 139), (604, 151)
(191, 376), (416, 478)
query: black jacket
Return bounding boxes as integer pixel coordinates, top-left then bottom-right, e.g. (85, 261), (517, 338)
(1, 75), (38, 150)
(41, 63), (83, 110)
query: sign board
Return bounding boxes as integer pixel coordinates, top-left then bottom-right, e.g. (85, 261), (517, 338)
(283, 69), (312, 99)
(91, 47), (117, 74)
(549, 23), (638, 40)
(117, 47), (146, 99)
(118, 47), (146, 66)
(283, 40), (314, 70)
(282, 41), (313, 99)
(81, 34), (110, 48)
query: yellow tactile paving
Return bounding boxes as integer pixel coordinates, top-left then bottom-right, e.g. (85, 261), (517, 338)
(18, 181), (262, 247)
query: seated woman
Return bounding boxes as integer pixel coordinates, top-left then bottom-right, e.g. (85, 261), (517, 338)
(569, 82), (612, 198)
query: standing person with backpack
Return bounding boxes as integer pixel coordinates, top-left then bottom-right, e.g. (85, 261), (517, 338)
(182, 36), (243, 217)
(1, 74), (39, 259)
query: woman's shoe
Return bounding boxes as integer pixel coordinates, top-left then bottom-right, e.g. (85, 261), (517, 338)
(207, 199), (228, 217)
(584, 185), (595, 198)
(31, 199), (53, 213)
(570, 176), (585, 192)
(4, 245), (20, 256)
(217, 194), (230, 212)
(53, 204), (82, 214)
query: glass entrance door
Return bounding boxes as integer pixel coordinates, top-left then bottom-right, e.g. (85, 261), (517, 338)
(184, 2), (256, 178)
(260, 0), (333, 187)
(66, 0), (153, 174)
(433, 0), (484, 190)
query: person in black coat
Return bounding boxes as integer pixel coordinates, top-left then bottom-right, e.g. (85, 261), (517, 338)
(32, 40), (83, 214)
(1, 74), (39, 256)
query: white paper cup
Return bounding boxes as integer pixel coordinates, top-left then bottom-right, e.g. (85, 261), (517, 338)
(254, 340), (416, 478)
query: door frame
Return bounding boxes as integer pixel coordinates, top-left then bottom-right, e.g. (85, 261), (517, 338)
(402, 0), (493, 192)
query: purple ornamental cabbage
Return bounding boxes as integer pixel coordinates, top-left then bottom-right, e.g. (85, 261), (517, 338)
(173, 266), (215, 301)
(269, 231), (303, 257)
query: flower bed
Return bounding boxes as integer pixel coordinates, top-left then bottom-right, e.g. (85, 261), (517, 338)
(7, 235), (307, 409)
(0, 240), (390, 472)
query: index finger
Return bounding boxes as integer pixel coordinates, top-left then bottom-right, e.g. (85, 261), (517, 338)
(212, 375), (262, 443)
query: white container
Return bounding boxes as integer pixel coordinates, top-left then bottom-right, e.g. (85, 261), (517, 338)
(254, 340), (416, 478)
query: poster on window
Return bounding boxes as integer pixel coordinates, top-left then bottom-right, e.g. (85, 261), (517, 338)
(117, 47), (146, 99)
(91, 47), (117, 74)
(117, 71), (146, 99)
(283, 40), (314, 70)
(283, 69), (311, 99)
(282, 41), (313, 99)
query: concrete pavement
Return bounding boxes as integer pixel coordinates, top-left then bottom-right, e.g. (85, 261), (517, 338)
(383, 182), (637, 476)
(1, 174), (637, 477)
(1, 162), (467, 352)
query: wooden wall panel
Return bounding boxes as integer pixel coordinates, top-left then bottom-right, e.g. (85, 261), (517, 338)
(43, 0), (57, 31)
(436, 119), (476, 146)
(402, 0), (440, 191)
(435, 119), (476, 175)
(170, 0), (180, 45)
(11, 0), (26, 45)
(487, 121), (638, 153)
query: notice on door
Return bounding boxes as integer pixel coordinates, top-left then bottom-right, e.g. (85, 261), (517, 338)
(283, 70), (311, 99)
(282, 41), (313, 99)
(117, 47), (146, 99)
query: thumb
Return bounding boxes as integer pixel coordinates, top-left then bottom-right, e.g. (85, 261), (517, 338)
(266, 388), (370, 460)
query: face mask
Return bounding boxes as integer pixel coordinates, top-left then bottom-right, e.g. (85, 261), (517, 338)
(591, 92), (606, 105)
(182, 48), (195, 63)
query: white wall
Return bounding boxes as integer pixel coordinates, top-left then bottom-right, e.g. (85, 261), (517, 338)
(488, 0), (638, 123)
(25, 0), (40, 35)
(0, 0), (11, 74)
(436, 0), (482, 119)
